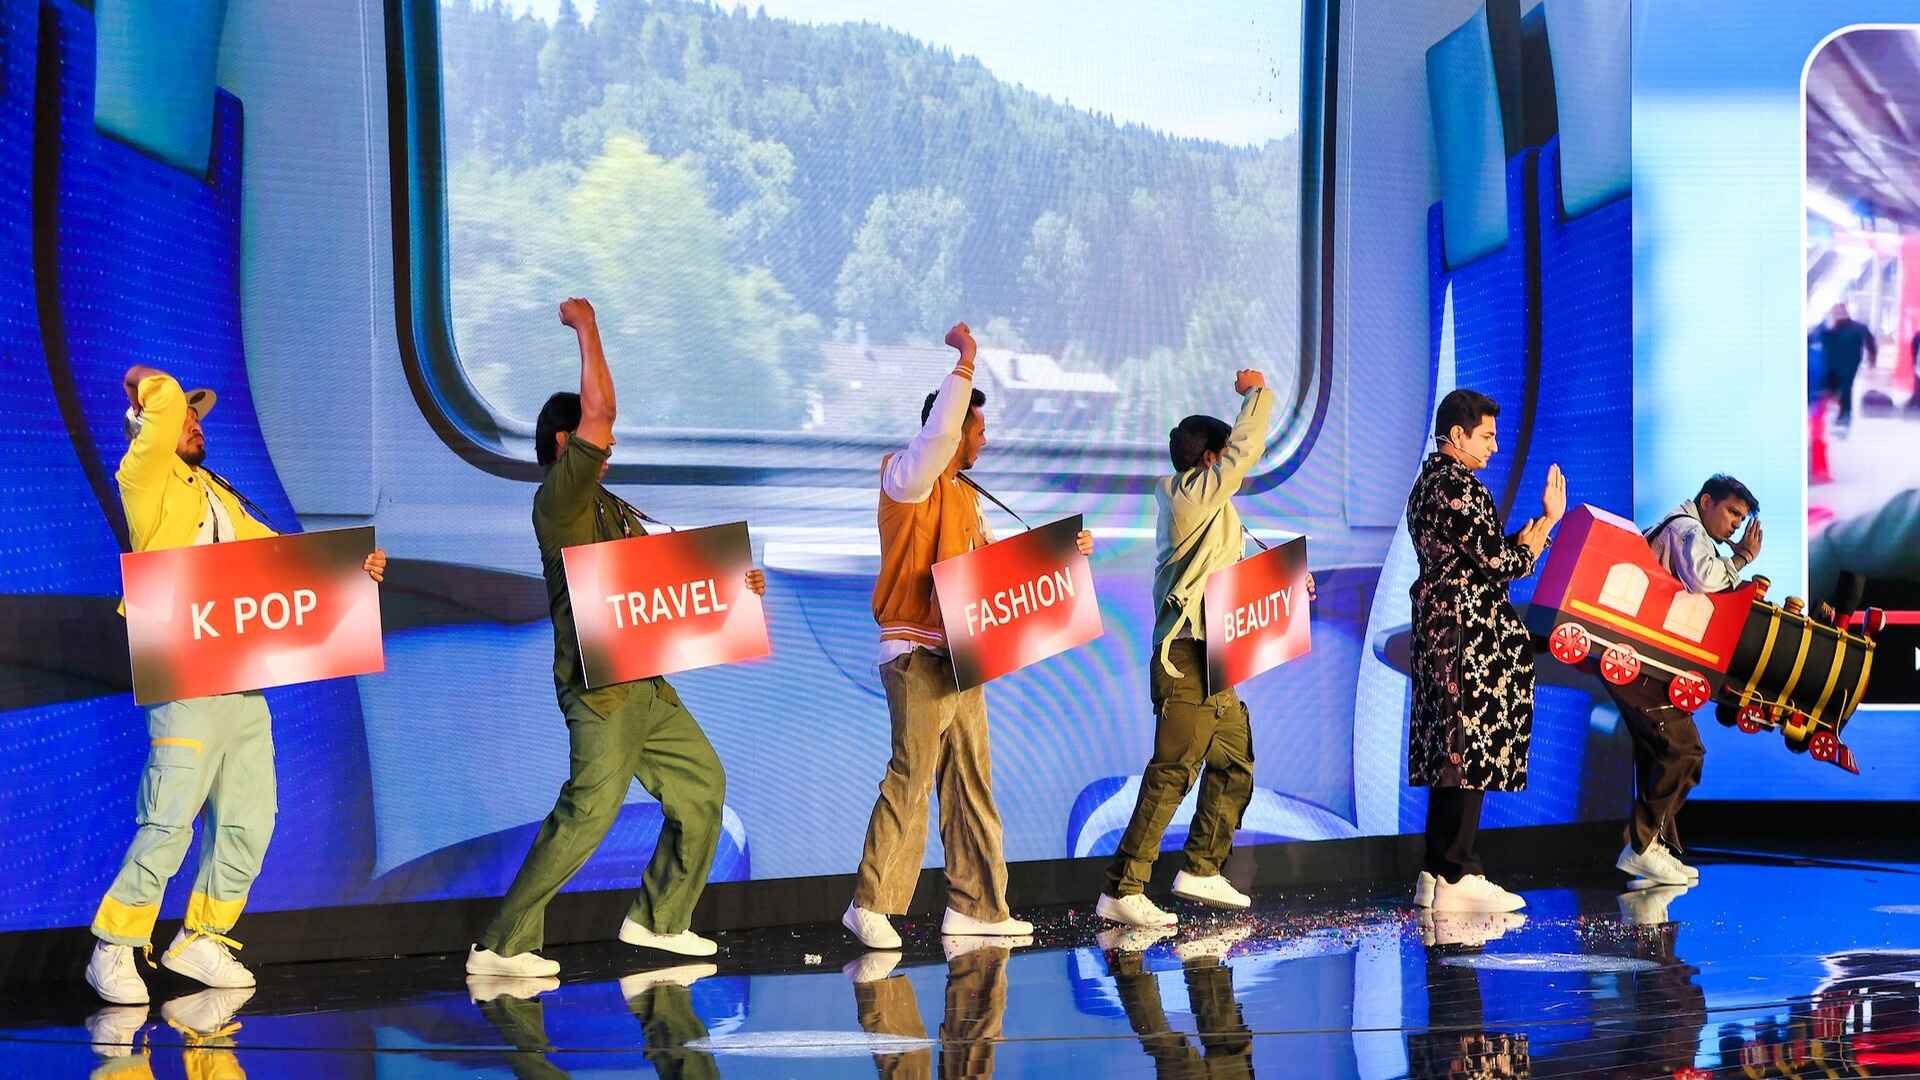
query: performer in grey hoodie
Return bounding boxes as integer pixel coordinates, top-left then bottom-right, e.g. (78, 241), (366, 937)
(1095, 368), (1313, 929)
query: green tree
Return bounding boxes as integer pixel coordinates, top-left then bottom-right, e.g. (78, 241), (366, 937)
(532, 0), (598, 159)
(833, 186), (969, 340)
(1017, 210), (1090, 348)
(568, 134), (800, 429)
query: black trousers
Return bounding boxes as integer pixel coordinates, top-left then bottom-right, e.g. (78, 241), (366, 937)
(1830, 360), (1861, 424)
(1605, 679), (1704, 854)
(1423, 786), (1485, 883)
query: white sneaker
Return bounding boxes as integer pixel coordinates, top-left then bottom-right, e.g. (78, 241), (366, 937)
(1096, 925), (1176, 954)
(1668, 849), (1701, 882)
(1430, 874), (1526, 913)
(84, 1005), (148, 1057)
(1616, 841), (1690, 886)
(465, 944), (561, 978)
(1095, 893), (1179, 928)
(159, 987), (254, 1036)
(1171, 871), (1251, 910)
(86, 942), (149, 1005)
(1174, 925), (1254, 964)
(842, 903), (902, 950)
(940, 907), (1034, 936)
(161, 931), (254, 990)
(618, 964), (717, 998)
(942, 934), (1030, 961)
(842, 951), (902, 984)
(1419, 911), (1527, 948)
(1617, 884), (1690, 926)
(1413, 871), (1437, 909)
(466, 975), (561, 1003)
(617, 919), (718, 957)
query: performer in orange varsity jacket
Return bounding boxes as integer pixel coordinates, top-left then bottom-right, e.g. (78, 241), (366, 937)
(841, 322), (1094, 950)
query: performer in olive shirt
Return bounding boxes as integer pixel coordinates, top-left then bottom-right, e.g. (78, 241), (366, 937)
(466, 297), (766, 979)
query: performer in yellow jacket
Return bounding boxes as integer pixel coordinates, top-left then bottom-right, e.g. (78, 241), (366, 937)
(85, 366), (387, 1006)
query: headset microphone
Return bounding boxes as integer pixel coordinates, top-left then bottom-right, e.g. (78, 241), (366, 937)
(1442, 435), (1486, 469)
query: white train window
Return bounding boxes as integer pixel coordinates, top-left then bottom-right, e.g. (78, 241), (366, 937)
(1599, 563), (1649, 616)
(1663, 592), (1713, 643)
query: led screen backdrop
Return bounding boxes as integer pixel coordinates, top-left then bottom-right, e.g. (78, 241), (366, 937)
(0, 0), (1666, 937)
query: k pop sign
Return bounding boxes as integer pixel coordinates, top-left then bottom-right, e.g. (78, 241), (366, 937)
(120, 527), (385, 705)
(1203, 536), (1312, 694)
(931, 515), (1103, 690)
(562, 521), (770, 686)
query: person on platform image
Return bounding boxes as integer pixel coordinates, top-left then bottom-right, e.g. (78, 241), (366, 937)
(1406, 389), (1565, 914)
(465, 297), (769, 979)
(1609, 475), (1761, 890)
(1093, 367), (1316, 930)
(86, 366), (390, 1006)
(1813, 302), (1877, 436)
(842, 321), (1095, 951)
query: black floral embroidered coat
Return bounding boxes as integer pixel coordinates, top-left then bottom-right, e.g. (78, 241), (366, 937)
(1406, 453), (1538, 791)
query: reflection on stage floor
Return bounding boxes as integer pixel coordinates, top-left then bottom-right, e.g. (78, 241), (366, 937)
(8, 849), (1920, 1078)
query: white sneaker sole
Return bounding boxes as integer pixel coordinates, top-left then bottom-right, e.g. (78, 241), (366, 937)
(85, 970), (149, 1006)
(1170, 886), (1250, 910)
(1094, 896), (1178, 928)
(161, 953), (254, 990)
(940, 920), (1035, 937)
(1431, 888), (1526, 914)
(465, 950), (560, 978)
(617, 927), (718, 957)
(1616, 854), (1689, 886)
(841, 911), (901, 951)
(1413, 873), (1436, 909)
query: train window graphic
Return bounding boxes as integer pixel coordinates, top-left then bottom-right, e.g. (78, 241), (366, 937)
(1528, 506), (1884, 773)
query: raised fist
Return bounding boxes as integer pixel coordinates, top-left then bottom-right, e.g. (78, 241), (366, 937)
(123, 364), (165, 407)
(944, 322), (975, 355)
(1234, 369), (1266, 395)
(559, 297), (596, 329)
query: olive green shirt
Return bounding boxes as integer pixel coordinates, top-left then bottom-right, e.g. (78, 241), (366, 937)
(533, 436), (650, 715)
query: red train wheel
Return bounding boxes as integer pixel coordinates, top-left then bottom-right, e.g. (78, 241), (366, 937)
(1600, 644), (1641, 685)
(1809, 730), (1839, 763)
(1668, 671), (1711, 712)
(1549, 623), (1590, 664)
(1736, 706), (1766, 734)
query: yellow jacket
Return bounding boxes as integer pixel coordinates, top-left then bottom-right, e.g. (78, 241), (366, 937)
(119, 374), (274, 558)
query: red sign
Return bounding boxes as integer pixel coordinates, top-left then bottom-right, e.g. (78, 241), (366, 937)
(931, 515), (1103, 690)
(1203, 536), (1312, 694)
(562, 521), (769, 687)
(121, 527), (384, 705)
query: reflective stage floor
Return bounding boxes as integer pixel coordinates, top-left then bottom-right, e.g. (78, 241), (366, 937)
(6, 847), (1920, 1078)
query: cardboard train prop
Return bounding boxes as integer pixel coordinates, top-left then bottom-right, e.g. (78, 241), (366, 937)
(1527, 506), (1883, 773)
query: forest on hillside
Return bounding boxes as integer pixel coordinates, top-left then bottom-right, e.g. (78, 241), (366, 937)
(437, 0), (1299, 437)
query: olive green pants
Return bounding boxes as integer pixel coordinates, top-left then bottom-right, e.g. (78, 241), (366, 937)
(476, 979), (717, 1080)
(1110, 949), (1255, 1077)
(480, 678), (724, 957)
(1105, 641), (1255, 897)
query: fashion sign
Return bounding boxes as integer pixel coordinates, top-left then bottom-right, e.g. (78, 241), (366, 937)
(932, 514), (1103, 690)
